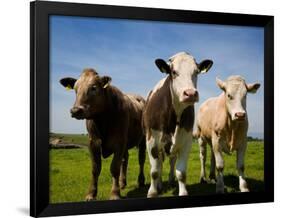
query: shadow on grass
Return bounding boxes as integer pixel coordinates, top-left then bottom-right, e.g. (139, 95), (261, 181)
(224, 174), (265, 192)
(126, 181), (178, 198)
(125, 175), (264, 198)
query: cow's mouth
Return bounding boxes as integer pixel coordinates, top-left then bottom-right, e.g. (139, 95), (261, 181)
(71, 114), (85, 120)
(181, 96), (199, 104)
(232, 116), (246, 122)
(234, 117), (246, 121)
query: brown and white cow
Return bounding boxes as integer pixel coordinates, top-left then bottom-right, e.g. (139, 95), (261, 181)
(143, 52), (213, 197)
(195, 75), (260, 193)
(60, 68), (146, 200)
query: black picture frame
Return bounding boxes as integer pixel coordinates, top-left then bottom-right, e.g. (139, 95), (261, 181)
(30, 1), (274, 217)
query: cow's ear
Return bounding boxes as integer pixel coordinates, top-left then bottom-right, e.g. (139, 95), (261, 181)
(101, 76), (112, 89)
(246, 83), (260, 93)
(198, 59), (213, 73)
(155, 59), (171, 74)
(216, 77), (225, 91)
(60, 77), (77, 90)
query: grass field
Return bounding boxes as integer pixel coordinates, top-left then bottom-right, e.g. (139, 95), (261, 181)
(50, 133), (264, 203)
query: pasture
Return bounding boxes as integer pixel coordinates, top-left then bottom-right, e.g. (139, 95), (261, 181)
(50, 133), (264, 203)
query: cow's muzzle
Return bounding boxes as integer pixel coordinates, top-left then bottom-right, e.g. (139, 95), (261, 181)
(182, 89), (199, 103)
(70, 106), (85, 119)
(234, 111), (246, 121)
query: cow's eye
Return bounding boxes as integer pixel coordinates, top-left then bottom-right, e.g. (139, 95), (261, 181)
(171, 70), (178, 77)
(227, 94), (233, 100)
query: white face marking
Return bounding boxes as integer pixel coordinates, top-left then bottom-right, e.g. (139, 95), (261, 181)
(169, 53), (198, 110)
(224, 78), (247, 121)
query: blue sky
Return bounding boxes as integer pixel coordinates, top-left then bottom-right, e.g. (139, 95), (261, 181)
(50, 15), (264, 138)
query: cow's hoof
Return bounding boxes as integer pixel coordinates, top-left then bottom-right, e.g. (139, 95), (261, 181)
(110, 190), (121, 200)
(147, 190), (158, 198)
(209, 179), (216, 184)
(239, 180), (249, 192)
(240, 188), (250, 192)
(200, 177), (208, 184)
(109, 194), (121, 200)
(179, 190), (188, 196)
(85, 194), (96, 201)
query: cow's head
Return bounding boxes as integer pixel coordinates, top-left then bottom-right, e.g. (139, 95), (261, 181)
(60, 68), (112, 120)
(155, 52), (213, 107)
(216, 75), (260, 121)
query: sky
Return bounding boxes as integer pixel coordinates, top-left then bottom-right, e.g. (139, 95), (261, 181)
(50, 15), (264, 138)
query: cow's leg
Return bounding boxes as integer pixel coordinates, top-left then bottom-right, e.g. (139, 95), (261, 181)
(147, 132), (161, 198)
(199, 137), (208, 183)
(110, 150), (124, 200)
(157, 149), (164, 192)
(119, 150), (129, 189)
(138, 138), (146, 187)
(175, 131), (192, 196)
(237, 143), (249, 192)
(212, 135), (225, 193)
(214, 150), (224, 193)
(212, 137), (224, 193)
(209, 148), (216, 183)
(86, 138), (102, 201)
(168, 156), (176, 186)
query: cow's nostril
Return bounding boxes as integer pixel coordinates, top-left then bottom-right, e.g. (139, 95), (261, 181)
(183, 90), (190, 97)
(184, 89), (198, 97)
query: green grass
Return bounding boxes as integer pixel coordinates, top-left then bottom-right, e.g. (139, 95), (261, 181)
(50, 134), (264, 203)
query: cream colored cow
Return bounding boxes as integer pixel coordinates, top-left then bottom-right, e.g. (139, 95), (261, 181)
(195, 75), (260, 193)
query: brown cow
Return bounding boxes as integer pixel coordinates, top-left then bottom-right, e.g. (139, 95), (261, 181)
(60, 68), (146, 200)
(195, 75), (260, 193)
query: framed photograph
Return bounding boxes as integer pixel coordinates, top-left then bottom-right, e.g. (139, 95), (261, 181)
(30, 1), (274, 217)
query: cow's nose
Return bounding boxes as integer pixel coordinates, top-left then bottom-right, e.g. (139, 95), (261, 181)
(70, 106), (84, 118)
(183, 89), (199, 102)
(235, 112), (246, 119)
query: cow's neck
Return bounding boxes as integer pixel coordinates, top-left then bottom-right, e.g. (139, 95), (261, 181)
(92, 86), (125, 124)
(105, 86), (125, 114)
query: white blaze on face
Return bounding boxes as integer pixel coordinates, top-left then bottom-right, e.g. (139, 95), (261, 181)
(169, 53), (198, 104)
